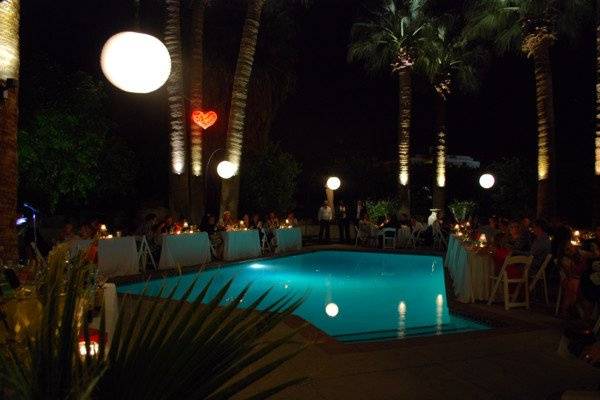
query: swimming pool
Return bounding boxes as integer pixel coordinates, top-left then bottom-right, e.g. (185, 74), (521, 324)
(118, 250), (488, 342)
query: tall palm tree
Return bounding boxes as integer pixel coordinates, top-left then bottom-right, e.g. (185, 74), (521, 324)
(189, 0), (208, 223)
(348, 0), (427, 214)
(466, 0), (591, 218)
(220, 0), (267, 217)
(165, 0), (189, 217)
(0, 0), (20, 263)
(595, 5), (600, 224)
(415, 16), (481, 211)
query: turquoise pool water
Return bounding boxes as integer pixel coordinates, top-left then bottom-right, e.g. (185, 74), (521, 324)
(118, 250), (488, 342)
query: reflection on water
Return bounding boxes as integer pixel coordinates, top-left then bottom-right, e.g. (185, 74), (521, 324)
(436, 294), (444, 335)
(325, 302), (339, 318)
(397, 301), (407, 338)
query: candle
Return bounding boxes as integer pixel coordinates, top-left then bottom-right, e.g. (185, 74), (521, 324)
(479, 233), (487, 243)
(106, 234), (113, 239)
(183, 221), (189, 229)
(574, 230), (580, 237)
(100, 224), (107, 231)
(116, 231), (121, 238)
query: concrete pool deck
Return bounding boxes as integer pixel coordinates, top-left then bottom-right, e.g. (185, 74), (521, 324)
(115, 244), (600, 399)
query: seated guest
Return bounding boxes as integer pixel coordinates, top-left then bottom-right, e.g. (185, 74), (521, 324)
(479, 216), (500, 243)
(410, 217), (425, 234)
(160, 215), (175, 234)
(529, 219), (551, 272)
(508, 221), (530, 253)
(558, 242), (589, 317)
(398, 213), (410, 227)
(59, 223), (80, 243)
(136, 213), (158, 237)
(267, 212), (279, 230)
(219, 211), (235, 231)
(241, 214), (250, 229)
(79, 223), (95, 240)
(286, 212), (298, 227)
(250, 213), (263, 230)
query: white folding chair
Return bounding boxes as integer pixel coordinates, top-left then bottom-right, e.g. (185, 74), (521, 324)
(528, 254), (552, 305)
(396, 226), (415, 249)
(261, 230), (272, 254)
(137, 236), (156, 272)
(555, 269), (567, 316)
(354, 226), (362, 246)
(488, 255), (533, 310)
(432, 222), (447, 250)
(380, 228), (397, 250)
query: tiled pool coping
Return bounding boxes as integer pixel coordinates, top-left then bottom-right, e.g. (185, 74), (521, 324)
(111, 246), (547, 353)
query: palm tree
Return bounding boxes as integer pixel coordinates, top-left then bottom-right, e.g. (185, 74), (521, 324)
(165, 0), (189, 217)
(220, 0), (267, 217)
(348, 0), (427, 214)
(466, 0), (591, 218)
(189, 0), (208, 223)
(595, 6), (600, 224)
(415, 16), (481, 211)
(0, 0), (20, 263)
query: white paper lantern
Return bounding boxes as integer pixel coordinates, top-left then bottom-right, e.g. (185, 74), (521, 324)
(217, 161), (238, 179)
(326, 176), (341, 191)
(100, 31), (171, 94)
(479, 173), (495, 189)
(325, 303), (339, 318)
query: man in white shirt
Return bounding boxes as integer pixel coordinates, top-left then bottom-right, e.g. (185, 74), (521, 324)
(318, 201), (333, 243)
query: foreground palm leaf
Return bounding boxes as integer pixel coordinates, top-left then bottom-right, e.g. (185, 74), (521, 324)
(97, 277), (306, 400)
(1, 249), (306, 399)
(0, 246), (104, 399)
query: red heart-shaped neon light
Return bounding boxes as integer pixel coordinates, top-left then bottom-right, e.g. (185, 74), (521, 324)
(192, 110), (218, 129)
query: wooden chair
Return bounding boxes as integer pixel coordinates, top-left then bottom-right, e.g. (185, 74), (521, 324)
(488, 255), (533, 310)
(432, 221), (447, 250)
(528, 254), (552, 305)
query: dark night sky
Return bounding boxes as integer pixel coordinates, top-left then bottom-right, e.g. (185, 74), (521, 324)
(19, 0), (596, 221)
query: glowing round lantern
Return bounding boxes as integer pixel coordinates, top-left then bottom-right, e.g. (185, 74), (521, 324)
(326, 176), (341, 191)
(479, 173), (495, 189)
(100, 31), (171, 93)
(217, 161), (238, 179)
(325, 302), (339, 318)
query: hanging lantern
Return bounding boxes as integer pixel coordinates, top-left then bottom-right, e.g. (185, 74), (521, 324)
(478, 173), (495, 189)
(326, 176), (341, 191)
(192, 110), (218, 129)
(217, 161), (238, 179)
(100, 31), (171, 94)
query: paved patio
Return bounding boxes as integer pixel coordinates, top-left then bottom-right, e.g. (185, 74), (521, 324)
(239, 304), (600, 400)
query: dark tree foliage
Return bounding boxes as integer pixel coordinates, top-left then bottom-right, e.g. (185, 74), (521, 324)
(486, 157), (536, 218)
(18, 63), (138, 214)
(240, 142), (301, 214)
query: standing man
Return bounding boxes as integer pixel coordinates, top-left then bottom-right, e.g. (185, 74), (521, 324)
(337, 200), (350, 243)
(318, 200), (333, 243)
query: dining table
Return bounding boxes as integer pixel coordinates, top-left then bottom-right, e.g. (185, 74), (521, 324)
(445, 234), (495, 303)
(158, 232), (212, 269)
(221, 229), (262, 261)
(274, 227), (302, 254)
(71, 237), (139, 278)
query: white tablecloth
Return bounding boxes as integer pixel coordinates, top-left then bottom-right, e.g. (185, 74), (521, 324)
(159, 232), (211, 269)
(98, 236), (139, 278)
(274, 228), (302, 254)
(445, 235), (494, 303)
(221, 230), (261, 261)
(70, 239), (93, 256)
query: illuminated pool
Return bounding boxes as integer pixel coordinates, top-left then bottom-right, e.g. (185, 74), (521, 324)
(118, 250), (488, 342)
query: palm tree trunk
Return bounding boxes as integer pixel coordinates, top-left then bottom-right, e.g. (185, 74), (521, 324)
(531, 42), (557, 218)
(433, 94), (446, 212)
(0, 0), (20, 263)
(165, 0), (189, 217)
(594, 18), (600, 224)
(220, 0), (266, 218)
(398, 68), (411, 215)
(189, 0), (206, 223)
